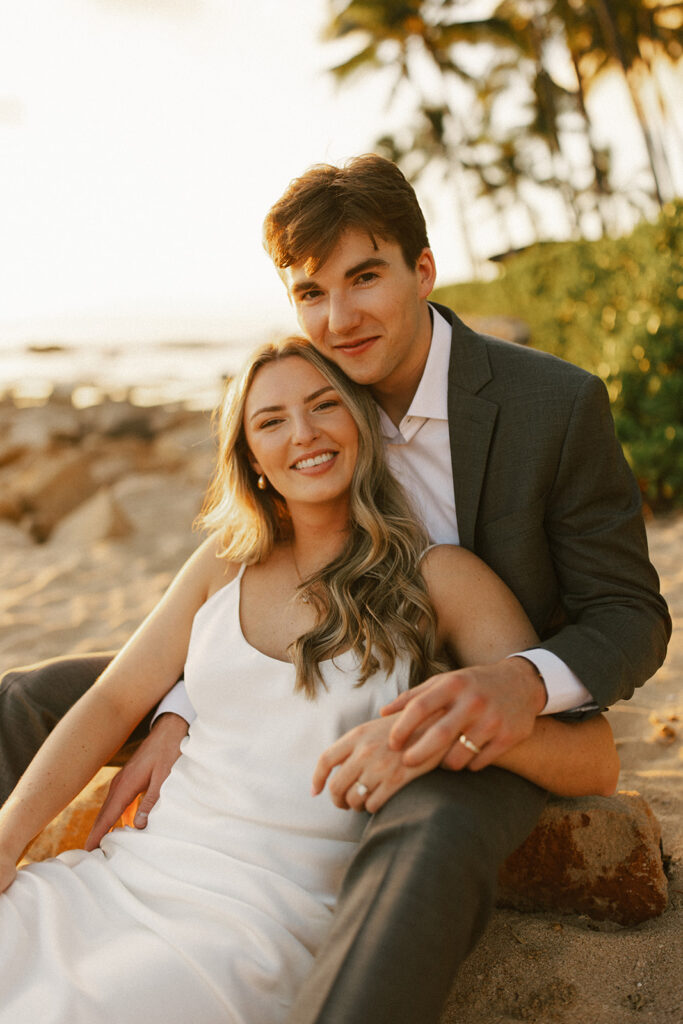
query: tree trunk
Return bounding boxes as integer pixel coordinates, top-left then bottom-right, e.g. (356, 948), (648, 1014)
(593, 0), (666, 206)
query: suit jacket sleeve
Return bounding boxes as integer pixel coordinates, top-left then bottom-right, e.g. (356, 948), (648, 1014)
(525, 371), (670, 708)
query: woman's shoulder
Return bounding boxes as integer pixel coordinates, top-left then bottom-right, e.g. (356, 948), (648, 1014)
(193, 533), (243, 598)
(420, 543), (489, 583)
(420, 544), (508, 613)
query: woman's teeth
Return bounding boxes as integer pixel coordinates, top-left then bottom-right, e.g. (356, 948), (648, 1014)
(293, 452), (335, 470)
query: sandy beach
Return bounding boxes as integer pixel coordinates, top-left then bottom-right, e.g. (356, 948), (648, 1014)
(0, 398), (680, 1023)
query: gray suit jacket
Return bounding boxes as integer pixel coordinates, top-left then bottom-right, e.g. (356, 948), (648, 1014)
(435, 302), (671, 710)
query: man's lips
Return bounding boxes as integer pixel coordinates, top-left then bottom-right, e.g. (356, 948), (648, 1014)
(334, 336), (378, 355)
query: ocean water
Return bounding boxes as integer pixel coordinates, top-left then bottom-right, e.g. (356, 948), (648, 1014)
(0, 337), (258, 410)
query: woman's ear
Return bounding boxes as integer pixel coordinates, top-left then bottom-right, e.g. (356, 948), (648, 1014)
(247, 450), (263, 476)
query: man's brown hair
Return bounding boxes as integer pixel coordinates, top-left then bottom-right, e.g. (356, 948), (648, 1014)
(263, 154), (430, 273)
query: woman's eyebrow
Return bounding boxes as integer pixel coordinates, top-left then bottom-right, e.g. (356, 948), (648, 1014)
(249, 386), (335, 420)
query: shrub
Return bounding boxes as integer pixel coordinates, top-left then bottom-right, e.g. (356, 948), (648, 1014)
(433, 202), (683, 510)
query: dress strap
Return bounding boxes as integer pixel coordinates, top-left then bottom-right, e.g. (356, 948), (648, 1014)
(418, 544), (440, 565)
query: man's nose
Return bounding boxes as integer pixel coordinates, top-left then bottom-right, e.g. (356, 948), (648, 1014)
(327, 292), (361, 335)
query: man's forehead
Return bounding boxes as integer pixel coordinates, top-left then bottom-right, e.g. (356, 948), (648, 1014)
(286, 229), (398, 283)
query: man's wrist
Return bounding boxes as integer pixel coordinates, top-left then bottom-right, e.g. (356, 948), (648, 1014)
(508, 655), (548, 714)
(150, 712), (190, 736)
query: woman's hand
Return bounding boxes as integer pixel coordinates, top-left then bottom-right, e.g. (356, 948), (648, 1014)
(312, 713), (446, 814)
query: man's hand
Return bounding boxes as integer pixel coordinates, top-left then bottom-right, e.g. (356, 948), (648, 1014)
(380, 657), (547, 772)
(84, 713), (189, 850)
(312, 713), (446, 814)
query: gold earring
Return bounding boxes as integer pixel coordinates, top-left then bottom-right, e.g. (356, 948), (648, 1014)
(257, 474), (267, 490)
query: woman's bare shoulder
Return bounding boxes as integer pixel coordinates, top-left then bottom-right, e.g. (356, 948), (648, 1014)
(420, 544), (494, 592)
(190, 533), (242, 599)
(420, 543), (535, 659)
(420, 544), (523, 620)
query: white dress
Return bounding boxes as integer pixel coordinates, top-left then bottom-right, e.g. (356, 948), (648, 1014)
(0, 565), (408, 1024)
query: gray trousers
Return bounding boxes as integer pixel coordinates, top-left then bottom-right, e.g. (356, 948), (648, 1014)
(0, 656), (546, 1023)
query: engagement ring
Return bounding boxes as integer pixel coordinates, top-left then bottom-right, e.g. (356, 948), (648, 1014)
(458, 734), (481, 755)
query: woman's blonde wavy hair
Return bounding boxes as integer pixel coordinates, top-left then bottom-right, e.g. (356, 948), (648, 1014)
(198, 337), (446, 697)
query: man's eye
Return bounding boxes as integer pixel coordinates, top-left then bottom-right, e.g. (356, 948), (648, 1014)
(300, 289), (322, 302)
(356, 272), (377, 285)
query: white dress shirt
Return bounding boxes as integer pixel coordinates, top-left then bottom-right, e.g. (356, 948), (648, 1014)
(157, 305), (593, 724)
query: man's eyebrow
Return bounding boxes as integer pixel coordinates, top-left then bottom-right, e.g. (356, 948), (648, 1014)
(291, 258), (389, 296)
(249, 385), (335, 420)
(344, 257), (389, 279)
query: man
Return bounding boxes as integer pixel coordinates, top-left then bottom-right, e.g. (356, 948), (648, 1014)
(0, 156), (670, 1022)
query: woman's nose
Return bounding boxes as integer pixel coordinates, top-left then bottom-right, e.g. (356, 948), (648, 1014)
(291, 411), (319, 444)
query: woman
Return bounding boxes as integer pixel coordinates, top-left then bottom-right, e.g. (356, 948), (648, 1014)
(0, 339), (618, 1023)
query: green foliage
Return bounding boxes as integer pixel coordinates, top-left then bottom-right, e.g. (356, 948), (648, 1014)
(433, 201), (683, 509)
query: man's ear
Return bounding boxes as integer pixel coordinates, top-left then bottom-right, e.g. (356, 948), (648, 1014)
(415, 248), (437, 298)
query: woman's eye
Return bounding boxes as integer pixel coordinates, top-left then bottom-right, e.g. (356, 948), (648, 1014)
(314, 400), (339, 412)
(258, 417), (282, 429)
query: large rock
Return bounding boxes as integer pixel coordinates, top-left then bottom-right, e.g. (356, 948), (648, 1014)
(0, 520), (33, 548)
(49, 487), (133, 548)
(497, 790), (668, 925)
(12, 448), (98, 540)
(112, 472), (204, 538)
(27, 781), (667, 933)
(153, 418), (214, 482)
(1, 404), (83, 452)
(0, 491), (24, 523)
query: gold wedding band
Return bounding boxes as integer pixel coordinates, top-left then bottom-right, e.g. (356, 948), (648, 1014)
(459, 734), (481, 755)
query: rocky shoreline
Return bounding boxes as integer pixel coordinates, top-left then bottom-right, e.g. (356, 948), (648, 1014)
(0, 395), (681, 1023)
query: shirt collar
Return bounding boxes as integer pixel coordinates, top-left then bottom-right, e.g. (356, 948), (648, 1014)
(379, 304), (451, 439)
(406, 304), (451, 421)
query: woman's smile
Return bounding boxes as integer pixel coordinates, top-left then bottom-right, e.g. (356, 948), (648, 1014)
(291, 449), (338, 472)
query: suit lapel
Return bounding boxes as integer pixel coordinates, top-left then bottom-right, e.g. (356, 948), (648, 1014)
(432, 303), (499, 552)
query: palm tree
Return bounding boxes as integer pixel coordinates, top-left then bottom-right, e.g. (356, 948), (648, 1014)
(323, 0), (523, 272)
(551, 0), (682, 207)
(322, 0), (682, 264)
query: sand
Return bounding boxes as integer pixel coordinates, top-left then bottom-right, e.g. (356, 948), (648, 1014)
(0, 438), (680, 1023)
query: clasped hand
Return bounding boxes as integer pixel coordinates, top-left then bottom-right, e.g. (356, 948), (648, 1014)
(313, 659), (547, 812)
(312, 711), (446, 813)
(382, 658), (547, 772)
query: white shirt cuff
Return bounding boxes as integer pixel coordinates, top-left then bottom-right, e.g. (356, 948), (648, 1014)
(508, 649), (594, 715)
(151, 680), (196, 729)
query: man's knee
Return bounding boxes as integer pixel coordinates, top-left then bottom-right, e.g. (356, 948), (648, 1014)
(0, 653), (114, 726)
(0, 654), (117, 802)
(366, 767), (546, 869)
(345, 767), (546, 936)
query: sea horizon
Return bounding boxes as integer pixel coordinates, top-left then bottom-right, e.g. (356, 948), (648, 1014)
(0, 313), (290, 410)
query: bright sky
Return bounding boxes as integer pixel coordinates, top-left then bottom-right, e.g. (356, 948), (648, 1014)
(0, 0), (413, 348)
(0, 0), (679, 353)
